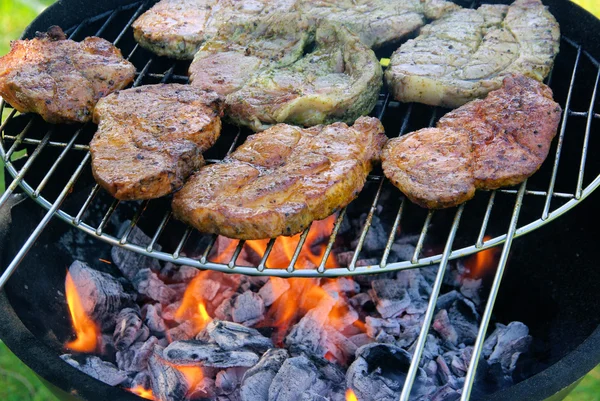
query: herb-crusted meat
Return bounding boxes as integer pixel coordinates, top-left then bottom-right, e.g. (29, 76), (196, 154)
(132, 0), (295, 60)
(0, 26), (135, 124)
(172, 116), (387, 240)
(385, 0), (560, 108)
(382, 75), (562, 209)
(91, 84), (223, 200)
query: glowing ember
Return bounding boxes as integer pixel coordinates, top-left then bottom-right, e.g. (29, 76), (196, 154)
(346, 388), (359, 401)
(64, 271), (100, 353)
(128, 386), (155, 400)
(177, 365), (205, 390)
(175, 271), (214, 333)
(464, 236), (501, 278)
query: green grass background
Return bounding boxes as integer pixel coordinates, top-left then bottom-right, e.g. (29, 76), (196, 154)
(1, 0), (600, 400)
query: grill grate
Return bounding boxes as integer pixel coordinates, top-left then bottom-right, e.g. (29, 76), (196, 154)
(1, 1), (600, 400)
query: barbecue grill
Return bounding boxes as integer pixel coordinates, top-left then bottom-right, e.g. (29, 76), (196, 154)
(1, 0), (599, 400)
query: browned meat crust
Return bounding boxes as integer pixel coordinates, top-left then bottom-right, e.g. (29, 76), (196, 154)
(172, 116), (387, 239)
(91, 84), (223, 200)
(382, 75), (562, 209)
(0, 26), (135, 124)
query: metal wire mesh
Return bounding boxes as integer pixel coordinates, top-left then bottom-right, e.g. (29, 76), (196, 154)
(0, 1), (599, 400)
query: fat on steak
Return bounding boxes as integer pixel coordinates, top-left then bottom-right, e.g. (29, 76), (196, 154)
(132, 0), (296, 60)
(297, 0), (460, 49)
(91, 84), (223, 200)
(0, 26), (135, 124)
(172, 116), (387, 240)
(190, 14), (382, 132)
(385, 0), (560, 108)
(382, 75), (562, 209)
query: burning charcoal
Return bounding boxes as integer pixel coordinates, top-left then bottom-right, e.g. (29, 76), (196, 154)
(240, 276), (270, 293)
(117, 336), (159, 372)
(483, 322), (532, 378)
(111, 224), (161, 280)
(167, 321), (197, 342)
(240, 348), (289, 401)
(132, 268), (177, 304)
(396, 270), (432, 313)
(335, 251), (355, 267)
(346, 343), (429, 401)
(61, 354), (128, 386)
(436, 355), (453, 385)
(323, 278), (360, 294)
(168, 283), (189, 299)
(365, 317), (400, 339)
(258, 278), (290, 306)
(349, 333), (373, 348)
(215, 298), (234, 321)
(349, 293), (372, 309)
(426, 384), (461, 401)
(356, 258), (379, 267)
(232, 291), (265, 326)
(113, 308), (145, 350)
(285, 293), (338, 358)
(143, 303), (168, 337)
(162, 301), (182, 322)
(163, 340), (259, 368)
(68, 260), (133, 330)
(131, 370), (152, 390)
(161, 262), (200, 283)
(148, 347), (189, 401)
(370, 279), (411, 318)
(268, 355), (329, 401)
(422, 335), (442, 361)
(396, 315), (422, 348)
(460, 278), (482, 305)
(387, 242), (417, 264)
(436, 291), (480, 345)
(329, 305), (359, 330)
(445, 347), (472, 378)
(216, 367), (247, 396)
(204, 320), (273, 352)
(432, 309), (459, 346)
(350, 215), (388, 253)
(189, 377), (217, 400)
(324, 327), (358, 363)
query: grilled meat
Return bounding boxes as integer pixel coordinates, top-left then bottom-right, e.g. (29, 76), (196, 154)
(189, 12), (311, 97)
(382, 75), (562, 209)
(172, 116), (387, 240)
(132, 0), (295, 60)
(0, 26), (135, 124)
(91, 84), (223, 200)
(191, 16), (382, 132)
(298, 0), (460, 48)
(385, 0), (560, 108)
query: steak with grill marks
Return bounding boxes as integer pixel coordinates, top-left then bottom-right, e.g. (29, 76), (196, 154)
(0, 26), (135, 124)
(385, 0), (560, 108)
(172, 116), (387, 240)
(132, 0), (296, 60)
(382, 75), (562, 209)
(91, 84), (223, 201)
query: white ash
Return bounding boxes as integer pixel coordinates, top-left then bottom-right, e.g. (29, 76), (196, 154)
(232, 291), (265, 326)
(142, 303), (168, 337)
(148, 347), (189, 401)
(163, 340), (260, 368)
(258, 278), (290, 306)
(240, 349), (289, 401)
(116, 336), (159, 372)
(199, 320), (273, 353)
(111, 223), (161, 280)
(161, 263), (200, 283)
(113, 308), (146, 350)
(132, 268), (178, 304)
(167, 321), (197, 342)
(61, 354), (128, 386)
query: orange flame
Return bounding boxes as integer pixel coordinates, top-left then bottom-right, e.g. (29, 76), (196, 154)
(464, 236), (501, 278)
(346, 389), (359, 401)
(177, 366), (205, 392)
(175, 271), (214, 334)
(127, 386), (155, 400)
(64, 271), (100, 353)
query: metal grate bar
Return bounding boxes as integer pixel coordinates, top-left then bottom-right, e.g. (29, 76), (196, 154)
(95, 9), (120, 38)
(411, 210), (434, 264)
(380, 199), (405, 268)
(73, 184), (100, 225)
(317, 209), (347, 274)
(476, 191), (496, 248)
(2, 136), (89, 151)
(348, 179), (385, 271)
(399, 204), (465, 401)
(460, 181), (528, 400)
(201, 235), (218, 264)
(575, 66), (600, 199)
(146, 211), (171, 252)
(173, 227), (192, 259)
(119, 200), (149, 244)
(0, 153), (91, 290)
(257, 239), (276, 272)
(542, 46), (581, 219)
(4, 119), (35, 162)
(287, 225), (312, 273)
(95, 198), (120, 236)
(114, 1), (148, 46)
(229, 241), (246, 269)
(497, 188), (573, 198)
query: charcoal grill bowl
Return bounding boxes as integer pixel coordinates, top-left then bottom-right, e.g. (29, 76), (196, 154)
(1, 186), (600, 401)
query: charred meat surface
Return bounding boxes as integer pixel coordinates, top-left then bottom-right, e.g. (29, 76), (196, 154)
(0, 26), (135, 124)
(298, 0), (460, 49)
(91, 84), (223, 200)
(382, 75), (562, 209)
(132, 0), (295, 60)
(172, 116), (387, 239)
(385, 0), (560, 108)
(191, 16), (382, 132)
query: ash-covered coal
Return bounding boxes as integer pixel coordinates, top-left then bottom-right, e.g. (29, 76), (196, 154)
(59, 220), (532, 401)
